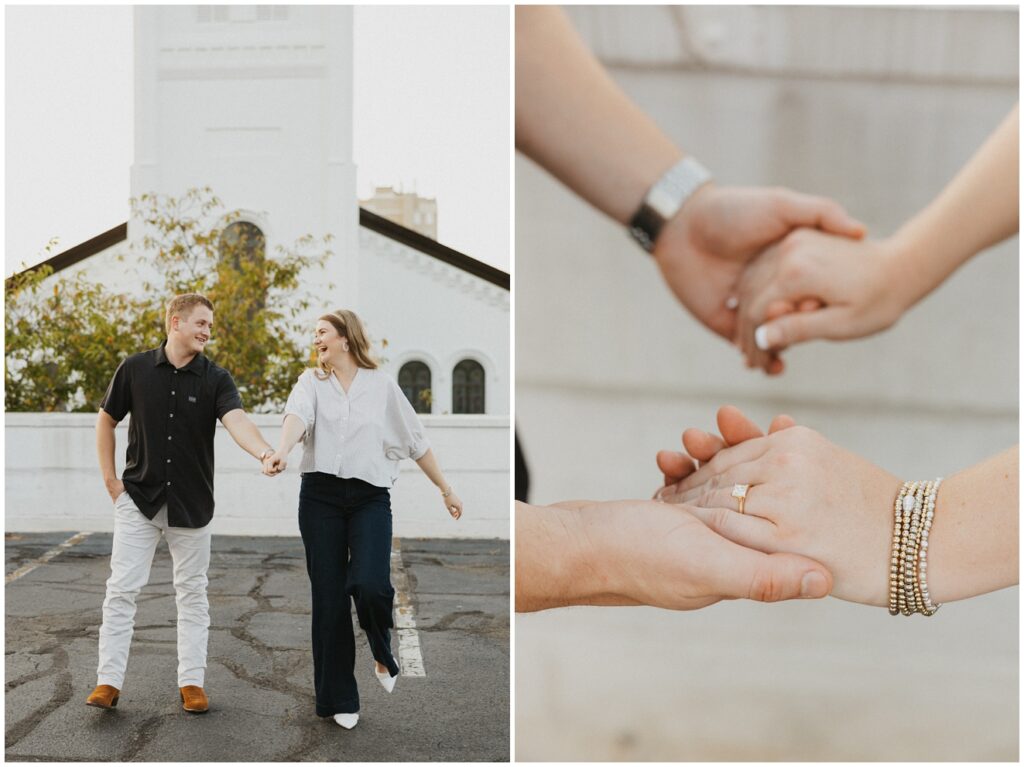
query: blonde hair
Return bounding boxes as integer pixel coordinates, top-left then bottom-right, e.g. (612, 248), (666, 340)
(314, 309), (379, 378)
(165, 293), (214, 334)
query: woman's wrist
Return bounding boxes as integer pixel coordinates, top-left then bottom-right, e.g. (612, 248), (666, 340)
(875, 233), (932, 318)
(885, 210), (973, 313)
(921, 448), (1018, 604)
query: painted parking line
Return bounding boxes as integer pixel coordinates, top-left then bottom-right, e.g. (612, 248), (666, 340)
(390, 539), (426, 677)
(5, 532), (92, 585)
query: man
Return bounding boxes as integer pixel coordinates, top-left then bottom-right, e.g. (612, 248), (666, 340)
(86, 293), (278, 713)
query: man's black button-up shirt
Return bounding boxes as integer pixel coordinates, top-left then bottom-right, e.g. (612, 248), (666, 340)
(100, 343), (243, 528)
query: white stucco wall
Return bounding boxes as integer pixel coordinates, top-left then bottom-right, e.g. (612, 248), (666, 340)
(358, 227), (511, 415)
(5, 413), (509, 539)
(516, 5), (1017, 761)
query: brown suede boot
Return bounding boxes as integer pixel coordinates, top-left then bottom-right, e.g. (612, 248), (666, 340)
(86, 684), (120, 709)
(179, 685), (209, 713)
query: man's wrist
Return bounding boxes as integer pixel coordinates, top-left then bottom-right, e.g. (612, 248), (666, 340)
(629, 156), (713, 253)
(516, 502), (632, 611)
(558, 504), (630, 607)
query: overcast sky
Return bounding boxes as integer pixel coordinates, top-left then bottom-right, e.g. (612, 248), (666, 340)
(5, 5), (510, 275)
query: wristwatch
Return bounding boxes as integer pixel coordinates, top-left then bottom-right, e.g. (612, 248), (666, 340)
(628, 156), (713, 253)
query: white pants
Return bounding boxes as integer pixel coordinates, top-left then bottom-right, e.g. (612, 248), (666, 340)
(97, 492), (212, 688)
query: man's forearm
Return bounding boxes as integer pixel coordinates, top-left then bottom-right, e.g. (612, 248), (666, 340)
(96, 413), (118, 481)
(515, 6), (681, 223)
(515, 502), (633, 612)
(222, 412), (274, 460)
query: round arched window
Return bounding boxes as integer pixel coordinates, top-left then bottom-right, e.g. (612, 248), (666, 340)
(398, 361), (432, 414)
(452, 359), (485, 414)
(219, 221), (266, 270)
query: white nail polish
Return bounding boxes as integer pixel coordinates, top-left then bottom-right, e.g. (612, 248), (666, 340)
(754, 325), (770, 351)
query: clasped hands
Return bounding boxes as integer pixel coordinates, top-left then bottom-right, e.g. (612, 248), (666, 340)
(541, 405), (899, 612)
(656, 183), (912, 375)
(261, 450), (287, 476)
(651, 405), (897, 607)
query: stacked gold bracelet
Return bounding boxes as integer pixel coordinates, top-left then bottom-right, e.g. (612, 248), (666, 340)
(889, 478), (942, 616)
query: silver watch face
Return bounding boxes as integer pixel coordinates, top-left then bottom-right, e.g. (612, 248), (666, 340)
(629, 158), (712, 252)
(651, 158), (712, 218)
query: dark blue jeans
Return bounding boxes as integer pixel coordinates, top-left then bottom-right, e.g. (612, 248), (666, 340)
(298, 473), (399, 717)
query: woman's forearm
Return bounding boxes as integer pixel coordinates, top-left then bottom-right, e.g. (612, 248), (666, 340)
(277, 414), (307, 456)
(515, 6), (681, 223)
(925, 445), (1018, 603)
(889, 105), (1018, 309)
(414, 449), (449, 491)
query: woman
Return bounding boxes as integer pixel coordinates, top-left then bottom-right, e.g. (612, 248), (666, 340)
(265, 309), (463, 729)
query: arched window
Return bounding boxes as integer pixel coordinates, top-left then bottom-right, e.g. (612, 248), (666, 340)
(218, 221), (266, 318)
(219, 221), (265, 271)
(452, 359), (485, 414)
(398, 361), (432, 414)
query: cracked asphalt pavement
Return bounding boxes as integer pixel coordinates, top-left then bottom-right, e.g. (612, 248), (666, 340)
(5, 533), (509, 762)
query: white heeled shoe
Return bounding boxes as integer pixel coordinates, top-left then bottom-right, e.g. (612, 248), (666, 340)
(374, 661), (398, 693)
(333, 712), (359, 729)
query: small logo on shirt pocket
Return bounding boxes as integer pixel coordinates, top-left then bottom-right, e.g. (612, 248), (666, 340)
(188, 395), (197, 403)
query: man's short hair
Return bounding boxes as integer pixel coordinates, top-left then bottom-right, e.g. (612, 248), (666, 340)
(165, 293), (214, 334)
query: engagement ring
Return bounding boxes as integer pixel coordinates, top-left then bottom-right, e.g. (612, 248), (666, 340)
(731, 483), (750, 514)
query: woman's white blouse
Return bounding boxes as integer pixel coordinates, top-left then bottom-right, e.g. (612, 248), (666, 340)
(283, 367), (430, 488)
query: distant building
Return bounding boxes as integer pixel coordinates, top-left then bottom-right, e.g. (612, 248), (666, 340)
(360, 186), (438, 240)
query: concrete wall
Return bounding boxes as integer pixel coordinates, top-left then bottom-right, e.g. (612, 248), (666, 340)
(516, 5), (1017, 761)
(6, 413), (509, 539)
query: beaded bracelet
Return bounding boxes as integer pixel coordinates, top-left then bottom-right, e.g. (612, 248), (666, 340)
(907, 481), (931, 614)
(889, 478), (943, 617)
(919, 479), (941, 615)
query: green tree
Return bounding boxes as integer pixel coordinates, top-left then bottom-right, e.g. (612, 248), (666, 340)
(6, 187), (332, 412)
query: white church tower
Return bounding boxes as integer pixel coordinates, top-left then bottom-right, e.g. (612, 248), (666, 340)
(130, 5), (358, 306)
